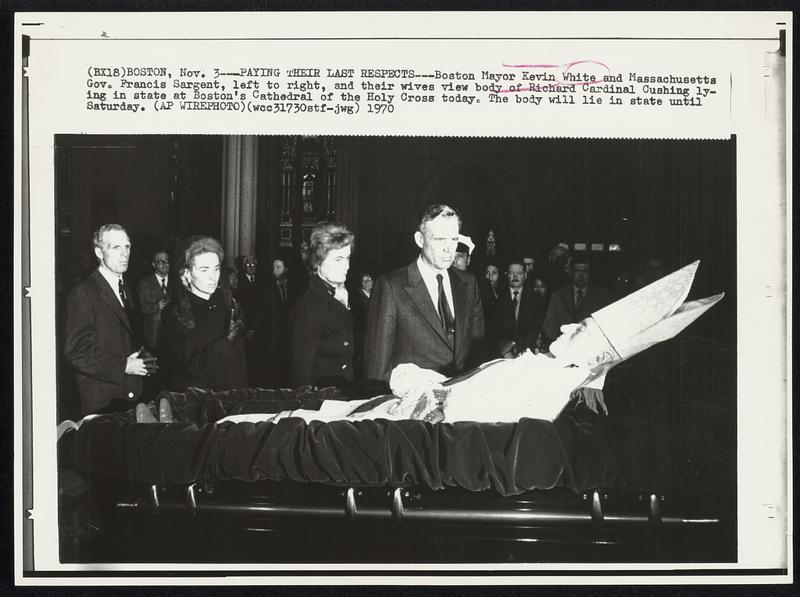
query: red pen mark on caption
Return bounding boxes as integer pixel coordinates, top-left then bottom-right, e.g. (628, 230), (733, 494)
(494, 59), (613, 93)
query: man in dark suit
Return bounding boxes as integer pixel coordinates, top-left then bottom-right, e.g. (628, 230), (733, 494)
(349, 271), (374, 381)
(64, 224), (156, 416)
(264, 255), (297, 387)
(136, 250), (170, 351)
(542, 254), (611, 345)
(477, 262), (503, 354)
(496, 258), (544, 356)
(235, 254), (264, 332)
(364, 204), (485, 382)
(233, 254), (267, 386)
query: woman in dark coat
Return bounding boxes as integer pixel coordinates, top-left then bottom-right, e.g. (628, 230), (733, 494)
(161, 235), (248, 391)
(289, 222), (355, 387)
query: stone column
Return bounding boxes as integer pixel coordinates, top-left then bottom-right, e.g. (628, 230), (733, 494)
(220, 135), (258, 266)
(334, 136), (360, 230)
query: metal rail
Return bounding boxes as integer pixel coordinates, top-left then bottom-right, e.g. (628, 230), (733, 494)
(114, 485), (719, 528)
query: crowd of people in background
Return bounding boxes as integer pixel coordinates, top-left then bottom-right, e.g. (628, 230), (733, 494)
(61, 208), (672, 419)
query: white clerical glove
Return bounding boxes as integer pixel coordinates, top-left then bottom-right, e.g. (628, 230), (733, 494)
(389, 363), (447, 402)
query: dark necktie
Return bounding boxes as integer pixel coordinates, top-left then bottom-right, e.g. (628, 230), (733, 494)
(278, 282), (287, 304)
(575, 288), (584, 315)
(118, 278), (130, 310)
(512, 290), (520, 319)
(436, 273), (455, 338)
(161, 278), (168, 296)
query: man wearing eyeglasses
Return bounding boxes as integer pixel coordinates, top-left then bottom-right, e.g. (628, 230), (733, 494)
(137, 250), (171, 351)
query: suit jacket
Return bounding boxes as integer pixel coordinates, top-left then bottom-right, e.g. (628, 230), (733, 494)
(349, 288), (371, 331)
(542, 283), (612, 343)
(289, 276), (355, 387)
(364, 261), (485, 382)
(350, 287), (371, 368)
(137, 273), (168, 349)
(478, 278), (502, 341)
(235, 272), (266, 332)
(265, 278), (299, 339)
(497, 287), (544, 354)
(64, 269), (143, 416)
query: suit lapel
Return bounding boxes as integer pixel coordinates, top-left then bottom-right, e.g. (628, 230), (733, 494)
(557, 286), (573, 320)
(91, 269), (134, 336)
(518, 289), (528, 329)
(448, 270), (467, 350)
(404, 262), (450, 345)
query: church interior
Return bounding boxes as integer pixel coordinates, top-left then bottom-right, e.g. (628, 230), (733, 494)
(54, 133), (736, 327)
(52, 134), (739, 563)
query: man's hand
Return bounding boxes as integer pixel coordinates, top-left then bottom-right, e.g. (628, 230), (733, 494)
(158, 298), (168, 310)
(125, 350), (151, 376)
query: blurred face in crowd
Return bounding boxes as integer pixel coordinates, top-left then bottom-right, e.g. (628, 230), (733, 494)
(272, 258), (288, 281)
(95, 229), (130, 275)
(186, 252), (221, 299)
(318, 244), (351, 286)
(484, 264), (499, 287)
(415, 214), (460, 271)
(532, 277), (547, 298)
(452, 251), (469, 271)
(571, 261), (590, 289)
(243, 256), (257, 276)
(507, 263), (526, 290)
(550, 318), (616, 368)
(152, 252), (170, 277)
(522, 257), (535, 273)
(225, 268), (239, 290)
(549, 246), (567, 264)
(361, 274), (374, 294)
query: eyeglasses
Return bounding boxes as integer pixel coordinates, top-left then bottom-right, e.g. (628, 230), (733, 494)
(155, 259), (169, 264)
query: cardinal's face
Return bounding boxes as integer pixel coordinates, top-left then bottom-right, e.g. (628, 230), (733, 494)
(550, 317), (616, 367)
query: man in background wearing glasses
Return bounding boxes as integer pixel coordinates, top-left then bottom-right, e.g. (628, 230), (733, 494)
(137, 250), (171, 352)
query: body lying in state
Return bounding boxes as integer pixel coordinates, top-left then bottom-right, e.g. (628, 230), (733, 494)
(216, 260), (724, 425)
(219, 327), (611, 425)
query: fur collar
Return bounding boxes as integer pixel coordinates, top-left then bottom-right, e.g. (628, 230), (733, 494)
(170, 287), (233, 330)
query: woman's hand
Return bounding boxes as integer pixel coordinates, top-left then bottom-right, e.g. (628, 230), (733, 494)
(227, 313), (247, 342)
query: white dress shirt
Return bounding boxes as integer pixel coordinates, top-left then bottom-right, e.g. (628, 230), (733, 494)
(98, 266), (125, 307)
(509, 286), (522, 319)
(417, 255), (455, 318)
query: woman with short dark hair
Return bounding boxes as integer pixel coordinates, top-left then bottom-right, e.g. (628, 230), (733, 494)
(289, 222), (356, 387)
(161, 235), (248, 391)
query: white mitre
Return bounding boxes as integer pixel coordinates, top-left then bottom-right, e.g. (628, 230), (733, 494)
(589, 260), (724, 364)
(444, 260), (724, 424)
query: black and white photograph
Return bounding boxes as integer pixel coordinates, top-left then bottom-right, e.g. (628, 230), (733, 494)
(13, 10), (789, 586)
(53, 134), (737, 563)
